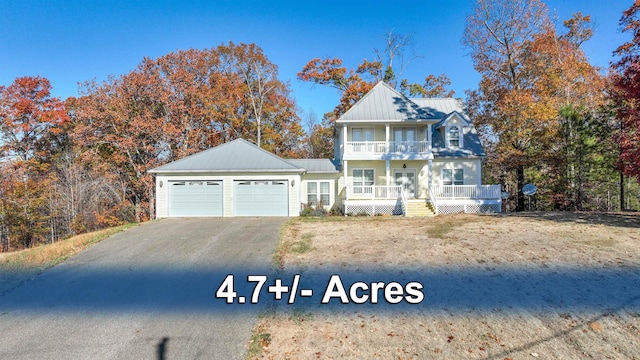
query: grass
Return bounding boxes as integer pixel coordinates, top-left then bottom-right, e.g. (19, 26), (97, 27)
(425, 214), (485, 239)
(0, 223), (137, 273)
(247, 326), (272, 358)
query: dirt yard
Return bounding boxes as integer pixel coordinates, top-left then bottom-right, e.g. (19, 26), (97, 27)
(250, 213), (640, 359)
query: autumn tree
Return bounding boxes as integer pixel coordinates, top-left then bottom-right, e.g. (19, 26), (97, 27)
(464, 0), (607, 211)
(611, 1), (640, 201)
(463, 0), (552, 211)
(400, 74), (455, 98)
(0, 76), (69, 248)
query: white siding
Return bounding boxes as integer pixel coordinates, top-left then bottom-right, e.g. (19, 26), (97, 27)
(301, 173), (341, 211)
(432, 159), (482, 187)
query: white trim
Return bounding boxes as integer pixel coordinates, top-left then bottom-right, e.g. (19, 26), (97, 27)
(352, 168), (376, 195)
(393, 168), (417, 199)
(305, 180), (332, 207)
(442, 168), (464, 186)
(445, 124), (463, 148)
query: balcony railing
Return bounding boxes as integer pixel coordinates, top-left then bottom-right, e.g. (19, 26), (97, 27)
(433, 185), (501, 199)
(346, 185), (402, 200)
(345, 141), (429, 155)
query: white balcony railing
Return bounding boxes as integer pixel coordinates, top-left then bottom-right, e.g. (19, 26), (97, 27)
(346, 185), (402, 200)
(344, 141), (429, 155)
(433, 185), (501, 199)
(345, 141), (388, 155)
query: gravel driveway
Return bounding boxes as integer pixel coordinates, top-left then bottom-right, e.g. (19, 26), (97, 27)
(0, 217), (286, 360)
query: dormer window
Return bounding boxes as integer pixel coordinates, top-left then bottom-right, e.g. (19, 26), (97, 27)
(448, 125), (461, 148)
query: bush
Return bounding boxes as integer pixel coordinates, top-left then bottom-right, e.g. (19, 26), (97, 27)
(300, 202), (328, 217)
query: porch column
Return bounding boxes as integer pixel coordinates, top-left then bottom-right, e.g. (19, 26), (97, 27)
(386, 159), (390, 188)
(427, 152), (434, 192)
(344, 160), (348, 200)
(385, 124), (390, 153)
(427, 124), (432, 151)
(343, 124), (347, 156)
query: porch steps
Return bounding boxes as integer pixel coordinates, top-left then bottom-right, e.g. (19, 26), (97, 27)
(404, 200), (436, 217)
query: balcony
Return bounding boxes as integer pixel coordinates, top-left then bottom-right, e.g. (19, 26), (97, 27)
(344, 141), (429, 157)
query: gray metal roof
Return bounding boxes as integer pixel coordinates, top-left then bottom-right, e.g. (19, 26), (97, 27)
(411, 98), (471, 122)
(431, 125), (486, 157)
(287, 159), (340, 173)
(148, 138), (305, 173)
(337, 82), (434, 122)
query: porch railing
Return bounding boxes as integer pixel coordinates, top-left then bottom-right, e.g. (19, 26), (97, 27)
(428, 187), (439, 215)
(432, 185), (501, 199)
(344, 140), (429, 155)
(346, 185), (402, 200)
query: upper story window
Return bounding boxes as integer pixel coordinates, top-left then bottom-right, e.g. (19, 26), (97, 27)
(352, 127), (374, 142)
(448, 125), (462, 148)
(393, 127), (416, 142)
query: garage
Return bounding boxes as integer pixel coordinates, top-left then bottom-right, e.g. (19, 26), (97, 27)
(234, 180), (288, 216)
(168, 180), (223, 217)
(149, 139), (306, 218)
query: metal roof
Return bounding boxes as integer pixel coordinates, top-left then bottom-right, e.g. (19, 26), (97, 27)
(411, 98), (471, 122)
(431, 125), (486, 157)
(287, 159), (340, 173)
(148, 138), (305, 173)
(337, 82), (434, 122)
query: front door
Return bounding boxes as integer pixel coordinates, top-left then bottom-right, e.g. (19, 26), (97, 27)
(394, 169), (416, 198)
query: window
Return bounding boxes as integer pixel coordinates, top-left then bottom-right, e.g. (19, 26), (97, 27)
(448, 125), (461, 147)
(393, 127), (416, 142)
(353, 169), (374, 194)
(352, 127), (374, 141)
(442, 169), (464, 186)
(307, 181), (331, 206)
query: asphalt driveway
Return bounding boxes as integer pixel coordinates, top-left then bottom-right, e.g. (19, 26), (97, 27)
(0, 217), (286, 360)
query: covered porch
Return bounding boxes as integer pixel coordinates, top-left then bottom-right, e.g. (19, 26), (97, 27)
(343, 184), (502, 215)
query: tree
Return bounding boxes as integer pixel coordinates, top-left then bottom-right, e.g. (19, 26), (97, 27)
(0, 76), (69, 249)
(400, 74), (455, 98)
(463, 1), (607, 211)
(463, 0), (552, 211)
(0, 76), (69, 165)
(611, 1), (640, 185)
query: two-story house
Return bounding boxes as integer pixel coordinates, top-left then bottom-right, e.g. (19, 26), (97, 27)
(149, 82), (501, 218)
(332, 81), (501, 216)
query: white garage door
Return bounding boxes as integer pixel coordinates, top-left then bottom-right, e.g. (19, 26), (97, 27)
(168, 181), (223, 217)
(234, 180), (289, 216)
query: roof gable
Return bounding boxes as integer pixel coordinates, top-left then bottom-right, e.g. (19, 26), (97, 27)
(436, 111), (471, 129)
(149, 138), (304, 173)
(337, 82), (432, 122)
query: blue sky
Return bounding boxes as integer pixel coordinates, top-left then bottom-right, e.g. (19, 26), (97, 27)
(0, 0), (632, 122)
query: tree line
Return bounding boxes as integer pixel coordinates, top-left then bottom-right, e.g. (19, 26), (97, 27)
(2, 1), (640, 251)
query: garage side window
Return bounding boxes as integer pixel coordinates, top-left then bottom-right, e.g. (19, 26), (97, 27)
(307, 181), (331, 206)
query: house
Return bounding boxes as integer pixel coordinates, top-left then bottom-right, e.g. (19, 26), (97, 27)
(149, 82), (501, 217)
